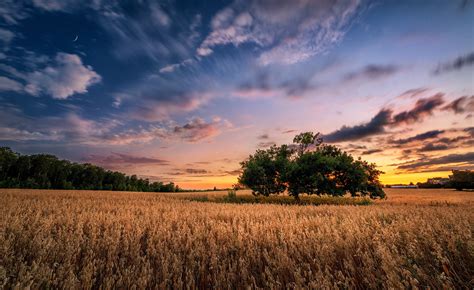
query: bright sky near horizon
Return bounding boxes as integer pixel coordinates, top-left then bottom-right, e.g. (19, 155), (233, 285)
(0, 0), (473, 188)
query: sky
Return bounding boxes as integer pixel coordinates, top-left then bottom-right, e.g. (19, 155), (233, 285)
(0, 0), (473, 189)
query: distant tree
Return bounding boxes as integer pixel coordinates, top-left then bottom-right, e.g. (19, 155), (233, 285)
(239, 132), (385, 200)
(449, 170), (474, 190)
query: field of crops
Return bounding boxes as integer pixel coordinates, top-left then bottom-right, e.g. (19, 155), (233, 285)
(1, 188), (473, 288)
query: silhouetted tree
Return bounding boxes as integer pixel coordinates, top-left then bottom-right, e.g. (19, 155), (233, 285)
(449, 170), (474, 190)
(239, 132), (385, 200)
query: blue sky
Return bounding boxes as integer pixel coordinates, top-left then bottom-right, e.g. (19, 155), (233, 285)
(0, 0), (473, 188)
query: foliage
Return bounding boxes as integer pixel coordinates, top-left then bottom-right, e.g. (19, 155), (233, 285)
(0, 147), (178, 192)
(449, 170), (474, 190)
(238, 144), (292, 197)
(239, 132), (385, 199)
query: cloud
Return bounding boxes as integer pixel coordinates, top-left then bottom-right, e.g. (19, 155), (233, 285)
(361, 149), (383, 155)
(323, 93), (450, 143)
(323, 109), (392, 142)
(343, 65), (399, 82)
(390, 130), (445, 145)
(433, 51), (474, 74)
(0, 28), (15, 45)
(418, 143), (449, 152)
(198, 0), (368, 65)
(257, 133), (269, 140)
(128, 91), (211, 122)
(0, 0), (29, 24)
(397, 88), (430, 99)
(85, 152), (169, 166)
(159, 59), (194, 73)
(396, 152), (474, 172)
(282, 129), (297, 134)
(442, 95), (474, 114)
(391, 93), (445, 125)
(172, 117), (230, 142)
(257, 141), (276, 148)
(0, 103), (232, 145)
(234, 69), (317, 99)
(31, 0), (83, 11)
(0, 76), (23, 92)
(24, 53), (101, 99)
(0, 105), (118, 144)
(184, 168), (208, 174)
(197, 10), (258, 57)
(98, 2), (195, 64)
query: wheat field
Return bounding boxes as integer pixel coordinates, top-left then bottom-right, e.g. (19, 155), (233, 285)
(0, 188), (473, 289)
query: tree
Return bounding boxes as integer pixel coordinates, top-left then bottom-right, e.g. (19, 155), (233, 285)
(449, 170), (474, 190)
(239, 132), (385, 200)
(293, 132), (322, 156)
(238, 145), (292, 196)
(0, 147), (178, 192)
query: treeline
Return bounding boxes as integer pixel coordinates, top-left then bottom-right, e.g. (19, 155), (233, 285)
(0, 147), (179, 192)
(417, 170), (474, 190)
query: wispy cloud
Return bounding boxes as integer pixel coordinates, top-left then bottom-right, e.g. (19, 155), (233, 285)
(0, 76), (23, 92)
(396, 152), (474, 172)
(343, 64), (399, 82)
(442, 95), (474, 114)
(390, 130), (445, 145)
(85, 152), (169, 166)
(391, 93), (445, 125)
(198, 0), (369, 65)
(433, 51), (474, 74)
(172, 117), (232, 143)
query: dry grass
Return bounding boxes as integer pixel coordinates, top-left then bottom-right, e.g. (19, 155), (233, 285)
(1, 188), (473, 289)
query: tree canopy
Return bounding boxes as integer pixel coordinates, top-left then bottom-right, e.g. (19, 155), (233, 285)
(0, 147), (178, 192)
(238, 132), (385, 199)
(449, 170), (474, 190)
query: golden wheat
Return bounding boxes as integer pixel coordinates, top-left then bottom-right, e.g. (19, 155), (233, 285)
(0, 188), (472, 289)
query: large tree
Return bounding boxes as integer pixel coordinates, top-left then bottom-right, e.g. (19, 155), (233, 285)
(239, 132), (385, 200)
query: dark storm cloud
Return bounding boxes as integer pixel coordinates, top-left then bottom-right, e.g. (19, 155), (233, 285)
(396, 152), (474, 171)
(442, 96), (474, 114)
(392, 93), (445, 125)
(343, 65), (399, 81)
(433, 52), (474, 74)
(391, 130), (445, 145)
(323, 109), (392, 142)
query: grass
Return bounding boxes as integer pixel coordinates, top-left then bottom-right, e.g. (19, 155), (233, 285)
(184, 190), (373, 206)
(0, 188), (473, 288)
